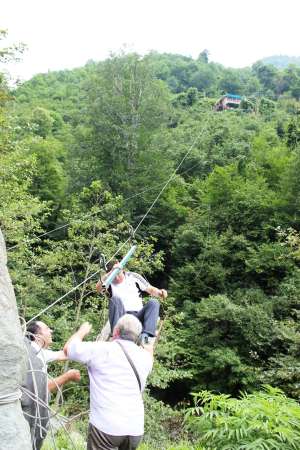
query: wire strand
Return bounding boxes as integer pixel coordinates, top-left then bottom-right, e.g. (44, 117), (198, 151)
(26, 236), (132, 323)
(132, 120), (209, 235)
(7, 155), (206, 252)
(26, 120), (208, 324)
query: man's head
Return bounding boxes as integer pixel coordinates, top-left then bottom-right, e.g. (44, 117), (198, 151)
(113, 314), (142, 343)
(26, 321), (53, 348)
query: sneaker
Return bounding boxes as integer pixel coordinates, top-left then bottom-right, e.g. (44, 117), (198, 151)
(148, 336), (156, 345)
(138, 332), (149, 346)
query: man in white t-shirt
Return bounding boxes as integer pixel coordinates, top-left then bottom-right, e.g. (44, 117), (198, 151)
(65, 314), (153, 450)
(26, 320), (81, 390)
(21, 321), (81, 449)
(96, 263), (167, 345)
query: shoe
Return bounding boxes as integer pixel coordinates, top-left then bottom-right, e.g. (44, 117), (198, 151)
(138, 332), (149, 346)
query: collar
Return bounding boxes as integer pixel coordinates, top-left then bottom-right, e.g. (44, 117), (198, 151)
(31, 341), (43, 354)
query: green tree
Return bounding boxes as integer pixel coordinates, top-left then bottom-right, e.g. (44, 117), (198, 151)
(252, 61), (278, 92)
(23, 136), (67, 203)
(0, 30), (46, 248)
(69, 52), (171, 197)
(31, 107), (54, 138)
(286, 118), (300, 149)
(198, 50), (209, 64)
(187, 386), (300, 450)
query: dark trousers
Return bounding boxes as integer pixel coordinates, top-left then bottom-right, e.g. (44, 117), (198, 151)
(109, 297), (160, 336)
(87, 423), (142, 450)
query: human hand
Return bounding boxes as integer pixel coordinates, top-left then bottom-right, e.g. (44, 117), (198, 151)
(96, 280), (104, 293)
(113, 262), (122, 271)
(79, 322), (92, 336)
(160, 289), (168, 300)
(67, 369), (81, 382)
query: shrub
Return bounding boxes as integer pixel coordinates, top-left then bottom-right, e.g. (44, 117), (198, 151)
(186, 386), (300, 449)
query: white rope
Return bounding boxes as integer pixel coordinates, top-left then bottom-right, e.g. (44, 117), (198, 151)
(0, 389), (22, 404)
(132, 121), (209, 235)
(27, 120), (209, 324)
(21, 386), (76, 449)
(7, 157), (205, 252)
(26, 237), (132, 323)
(21, 341), (77, 448)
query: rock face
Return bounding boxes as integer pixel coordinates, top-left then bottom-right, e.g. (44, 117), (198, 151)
(0, 230), (31, 449)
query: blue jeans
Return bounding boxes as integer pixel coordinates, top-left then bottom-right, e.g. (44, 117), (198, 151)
(109, 297), (160, 336)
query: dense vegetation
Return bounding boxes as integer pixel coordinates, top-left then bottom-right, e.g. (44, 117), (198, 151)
(262, 55), (300, 69)
(2, 31), (300, 447)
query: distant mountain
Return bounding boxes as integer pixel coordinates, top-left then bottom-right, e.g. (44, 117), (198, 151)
(261, 55), (300, 68)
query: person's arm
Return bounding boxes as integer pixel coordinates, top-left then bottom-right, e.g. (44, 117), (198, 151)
(96, 269), (112, 293)
(64, 322), (93, 357)
(43, 349), (67, 363)
(53, 350), (67, 361)
(145, 285), (168, 300)
(96, 279), (105, 293)
(96, 263), (121, 293)
(48, 369), (80, 393)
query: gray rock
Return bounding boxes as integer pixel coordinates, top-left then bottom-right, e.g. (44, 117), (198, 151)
(0, 229), (31, 449)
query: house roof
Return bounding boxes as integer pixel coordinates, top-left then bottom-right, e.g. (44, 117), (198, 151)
(225, 93), (242, 99)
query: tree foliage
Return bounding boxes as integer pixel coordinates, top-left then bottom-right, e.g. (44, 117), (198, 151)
(2, 35), (300, 448)
(187, 386), (300, 450)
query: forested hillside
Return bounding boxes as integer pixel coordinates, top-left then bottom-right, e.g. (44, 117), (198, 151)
(262, 54), (300, 68)
(2, 37), (300, 448)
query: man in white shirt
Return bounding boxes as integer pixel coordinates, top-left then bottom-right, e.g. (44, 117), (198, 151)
(97, 263), (167, 345)
(21, 321), (81, 449)
(26, 320), (81, 391)
(65, 314), (153, 450)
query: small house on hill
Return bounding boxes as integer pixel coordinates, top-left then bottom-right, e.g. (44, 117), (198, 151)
(215, 93), (242, 111)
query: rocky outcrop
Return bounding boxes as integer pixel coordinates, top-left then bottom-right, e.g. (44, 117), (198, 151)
(0, 229), (31, 449)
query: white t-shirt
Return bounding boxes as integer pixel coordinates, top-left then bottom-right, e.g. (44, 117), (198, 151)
(68, 338), (153, 436)
(110, 272), (149, 312)
(31, 342), (62, 372)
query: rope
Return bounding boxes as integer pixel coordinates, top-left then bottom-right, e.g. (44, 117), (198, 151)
(26, 237), (131, 324)
(21, 340), (77, 448)
(7, 157), (206, 252)
(26, 120), (208, 324)
(0, 389), (22, 404)
(21, 385), (76, 449)
(132, 123), (208, 236)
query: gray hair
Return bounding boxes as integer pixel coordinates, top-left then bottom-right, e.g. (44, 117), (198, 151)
(114, 314), (142, 342)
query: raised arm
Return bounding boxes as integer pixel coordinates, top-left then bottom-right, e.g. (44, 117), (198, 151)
(96, 262), (122, 293)
(96, 279), (105, 294)
(96, 268), (112, 293)
(44, 349), (68, 362)
(64, 322), (93, 356)
(55, 350), (68, 360)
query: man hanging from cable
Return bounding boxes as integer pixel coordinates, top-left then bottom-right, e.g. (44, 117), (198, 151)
(96, 261), (167, 345)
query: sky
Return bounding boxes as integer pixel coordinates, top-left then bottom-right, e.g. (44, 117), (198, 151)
(1, 0), (300, 81)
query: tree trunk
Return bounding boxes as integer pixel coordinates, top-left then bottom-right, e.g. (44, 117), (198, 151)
(0, 229), (31, 449)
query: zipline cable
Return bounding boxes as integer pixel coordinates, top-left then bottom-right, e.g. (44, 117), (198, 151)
(26, 237), (131, 324)
(27, 119), (209, 324)
(7, 158), (205, 252)
(132, 123), (209, 236)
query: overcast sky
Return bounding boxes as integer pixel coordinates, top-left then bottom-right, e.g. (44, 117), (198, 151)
(2, 0), (300, 81)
